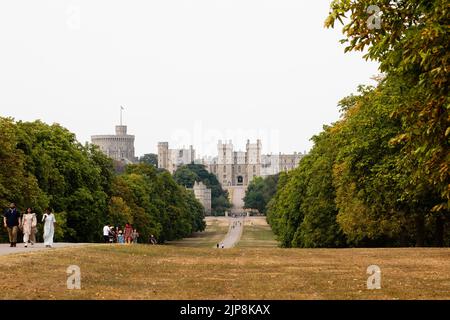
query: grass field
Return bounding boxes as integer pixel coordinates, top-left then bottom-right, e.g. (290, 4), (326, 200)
(1, 217), (448, 300)
(167, 217), (230, 248)
(0, 245), (449, 300)
(237, 217), (278, 248)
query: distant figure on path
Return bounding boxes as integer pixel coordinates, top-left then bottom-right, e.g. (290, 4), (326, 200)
(42, 208), (56, 248)
(3, 203), (21, 247)
(216, 243), (219, 249)
(221, 243), (224, 249)
(132, 229), (139, 244)
(103, 224), (111, 243)
(21, 208), (37, 248)
(124, 223), (133, 244)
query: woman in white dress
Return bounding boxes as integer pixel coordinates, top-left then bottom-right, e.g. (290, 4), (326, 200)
(21, 208), (37, 248)
(42, 208), (56, 248)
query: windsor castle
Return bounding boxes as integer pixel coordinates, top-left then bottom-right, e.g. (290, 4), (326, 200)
(158, 140), (304, 187)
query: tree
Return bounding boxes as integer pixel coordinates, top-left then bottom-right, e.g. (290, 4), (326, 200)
(267, 78), (448, 248)
(139, 153), (158, 167)
(326, 0), (449, 220)
(117, 163), (206, 242)
(267, 128), (346, 248)
(0, 118), (48, 212)
(173, 166), (198, 188)
(174, 164), (231, 215)
(107, 196), (133, 227)
(244, 175), (279, 214)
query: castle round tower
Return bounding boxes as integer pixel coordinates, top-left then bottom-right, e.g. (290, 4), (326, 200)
(91, 124), (137, 163)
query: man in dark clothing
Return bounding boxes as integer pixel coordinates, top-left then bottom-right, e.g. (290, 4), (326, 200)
(148, 234), (157, 245)
(3, 203), (21, 247)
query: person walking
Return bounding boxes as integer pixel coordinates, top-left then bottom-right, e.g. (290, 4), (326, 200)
(149, 234), (157, 245)
(30, 221), (38, 245)
(118, 230), (125, 244)
(21, 208), (37, 248)
(103, 224), (111, 243)
(124, 223), (133, 244)
(109, 226), (116, 243)
(42, 208), (56, 248)
(132, 229), (139, 244)
(3, 203), (21, 247)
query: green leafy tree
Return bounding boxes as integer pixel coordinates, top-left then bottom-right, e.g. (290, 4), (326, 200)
(1, 119), (206, 244)
(139, 153), (158, 167)
(244, 175), (279, 214)
(107, 196), (133, 227)
(174, 164), (231, 215)
(326, 0), (449, 223)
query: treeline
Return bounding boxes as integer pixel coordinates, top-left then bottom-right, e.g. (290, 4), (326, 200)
(0, 118), (205, 243)
(174, 164), (231, 215)
(268, 0), (449, 247)
(244, 175), (279, 214)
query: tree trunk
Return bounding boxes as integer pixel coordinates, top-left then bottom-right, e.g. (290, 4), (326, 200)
(435, 215), (444, 247)
(399, 225), (409, 247)
(415, 215), (425, 247)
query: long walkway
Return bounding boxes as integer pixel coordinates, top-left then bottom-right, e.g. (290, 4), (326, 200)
(0, 243), (90, 256)
(217, 217), (244, 248)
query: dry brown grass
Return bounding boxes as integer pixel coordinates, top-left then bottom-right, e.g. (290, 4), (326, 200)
(0, 245), (449, 300)
(238, 217), (278, 248)
(167, 217), (230, 248)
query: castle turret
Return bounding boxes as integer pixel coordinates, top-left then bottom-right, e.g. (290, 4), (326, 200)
(217, 140), (234, 186)
(246, 140), (262, 185)
(158, 142), (169, 171)
(115, 125), (128, 135)
(91, 124), (136, 163)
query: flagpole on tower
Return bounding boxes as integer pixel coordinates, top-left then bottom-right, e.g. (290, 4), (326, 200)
(120, 106), (124, 126)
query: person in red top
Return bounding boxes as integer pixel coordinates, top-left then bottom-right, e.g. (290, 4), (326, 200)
(124, 223), (133, 244)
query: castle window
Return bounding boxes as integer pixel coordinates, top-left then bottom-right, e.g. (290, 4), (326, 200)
(253, 165), (256, 173)
(223, 166), (226, 171)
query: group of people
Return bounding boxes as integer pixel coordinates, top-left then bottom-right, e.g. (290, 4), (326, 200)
(231, 220), (241, 230)
(102, 223), (159, 245)
(2, 203), (56, 248)
(103, 223), (140, 244)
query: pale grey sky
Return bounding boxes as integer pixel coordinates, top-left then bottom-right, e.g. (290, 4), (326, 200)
(0, 0), (379, 157)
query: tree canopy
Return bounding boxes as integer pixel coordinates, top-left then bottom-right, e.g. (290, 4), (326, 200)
(266, 0), (449, 248)
(244, 175), (279, 214)
(139, 153), (158, 167)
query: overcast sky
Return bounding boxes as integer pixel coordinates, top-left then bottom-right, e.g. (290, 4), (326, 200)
(0, 0), (379, 157)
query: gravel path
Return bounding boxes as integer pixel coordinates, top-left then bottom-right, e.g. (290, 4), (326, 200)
(0, 243), (92, 256)
(217, 217), (244, 249)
